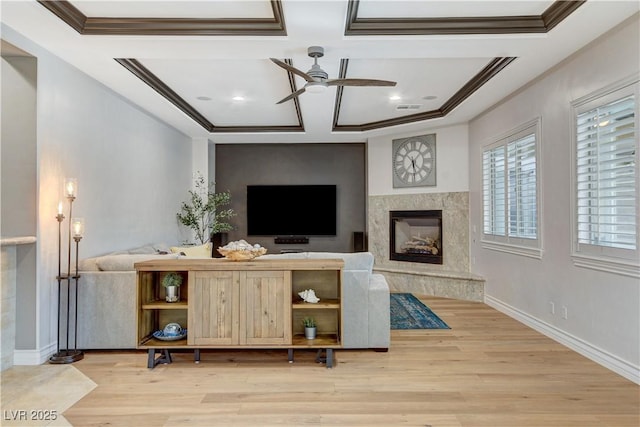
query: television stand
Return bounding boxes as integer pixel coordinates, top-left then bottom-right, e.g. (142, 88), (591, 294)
(275, 236), (309, 244)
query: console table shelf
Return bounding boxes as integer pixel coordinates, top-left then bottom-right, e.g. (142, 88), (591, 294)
(291, 334), (339, 346)
(292, 299), (340, 309)
(135, 258), (343, 368)
(141, 301), (188, 310)
(139, 336), (188, 347)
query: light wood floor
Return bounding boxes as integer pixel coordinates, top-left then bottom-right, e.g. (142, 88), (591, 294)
(58, 296), (639, 426)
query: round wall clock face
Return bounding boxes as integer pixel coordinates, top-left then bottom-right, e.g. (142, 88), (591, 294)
(393, 137), (436, 187)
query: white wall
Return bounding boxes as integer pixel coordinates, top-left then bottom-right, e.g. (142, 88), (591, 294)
(1, 55), (37, 239)
(1, 52), (38, 350)
(468, 15), (640, 383)
(367, 124), (469, 196)
(2, 25), (193, 363)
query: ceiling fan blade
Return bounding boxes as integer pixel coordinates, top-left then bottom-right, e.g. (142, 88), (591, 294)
(276, 87), (306, 104)
(326, 78), (397, 87)
(269, 58), (315, 83)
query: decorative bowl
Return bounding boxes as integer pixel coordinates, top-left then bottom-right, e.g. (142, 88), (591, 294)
(217, 247), (267, 261)
(163, 322), (182, 336)
(153, 329), (187, 341)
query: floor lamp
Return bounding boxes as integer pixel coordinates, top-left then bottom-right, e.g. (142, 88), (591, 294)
(49, 178), (84, 364)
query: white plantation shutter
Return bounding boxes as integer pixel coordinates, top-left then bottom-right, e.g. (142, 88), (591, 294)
(508, 134), (537, 238)
(576, 94), (637, 250)
(482, 120), (539, 251)
(483, 146), (506, 236)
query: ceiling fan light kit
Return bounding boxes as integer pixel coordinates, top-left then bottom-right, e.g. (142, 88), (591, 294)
(305, 82), (327, 94)
(270, 46), (397, 104)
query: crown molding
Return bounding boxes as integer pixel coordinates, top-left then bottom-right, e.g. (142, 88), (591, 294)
(333, 57), (516, 132)
(344, 0), (585, 35)
(38, 0), (287, 36)
(116, 58), (304, 133)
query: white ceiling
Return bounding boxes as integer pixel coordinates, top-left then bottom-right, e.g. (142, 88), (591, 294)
(2, 1), (639, 144)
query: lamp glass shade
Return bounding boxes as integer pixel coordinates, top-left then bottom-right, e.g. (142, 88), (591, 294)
(71, 218), (85, 238)
(64, 178), (78, 198)
(305, 83), (327, 94)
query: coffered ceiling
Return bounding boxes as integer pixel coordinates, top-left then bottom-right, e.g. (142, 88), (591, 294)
(2, 1), (638, 143)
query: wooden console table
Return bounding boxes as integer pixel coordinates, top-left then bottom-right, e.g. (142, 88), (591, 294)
(135, 258), (343, 368)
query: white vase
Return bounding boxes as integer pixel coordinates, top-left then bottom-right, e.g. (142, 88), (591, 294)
(304, 327), (317, 339)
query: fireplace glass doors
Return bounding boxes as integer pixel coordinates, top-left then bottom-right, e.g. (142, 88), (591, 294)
(389, 210), (443, 264)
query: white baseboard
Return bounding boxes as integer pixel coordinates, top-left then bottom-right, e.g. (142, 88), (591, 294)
(13, 342), (56, 366)
(485, 295), (640, 385)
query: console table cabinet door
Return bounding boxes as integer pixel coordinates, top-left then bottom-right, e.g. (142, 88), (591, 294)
(240, 271), (292, 345)
(189, 271), (240, 345)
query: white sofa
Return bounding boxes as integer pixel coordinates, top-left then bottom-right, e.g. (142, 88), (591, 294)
(75, 246), (390, 351)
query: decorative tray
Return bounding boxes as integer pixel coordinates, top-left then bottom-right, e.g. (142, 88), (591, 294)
(217, 247), (267, 261)
(152, 329), (187, 341)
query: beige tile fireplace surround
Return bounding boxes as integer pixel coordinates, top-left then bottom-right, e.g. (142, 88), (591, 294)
(368, 192), (484, 302)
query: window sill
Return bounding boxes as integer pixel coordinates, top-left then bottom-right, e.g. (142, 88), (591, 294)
(481, 240), (542, 259)
(572, 254), (640, 278)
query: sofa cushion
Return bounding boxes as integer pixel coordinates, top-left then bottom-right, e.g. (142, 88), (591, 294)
(306, 252), (374, 273)
(96, 253), (179, 271)
(170, 243), (212, 257)
(127, 243), (171, 254)
(78, 257), (100, 271)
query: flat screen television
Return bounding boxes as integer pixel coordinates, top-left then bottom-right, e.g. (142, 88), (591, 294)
(247, 185), (337, 236)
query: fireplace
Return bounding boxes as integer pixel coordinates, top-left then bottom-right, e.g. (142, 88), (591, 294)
(389, 210), (443, 264)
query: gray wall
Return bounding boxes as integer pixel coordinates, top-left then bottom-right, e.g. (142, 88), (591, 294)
(1, 53), (37, 349)
(469, 16), (639, 380)
(215, 143), (366, 253)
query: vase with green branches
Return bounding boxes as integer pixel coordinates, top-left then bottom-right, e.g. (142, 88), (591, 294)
(177, 172), (236, 245)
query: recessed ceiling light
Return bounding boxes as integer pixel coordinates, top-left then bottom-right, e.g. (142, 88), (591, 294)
(232, 96), (245, 101)
(422, 95), (438, 100)
(196, 96), (212, 101)
(389, 95), (402, 101)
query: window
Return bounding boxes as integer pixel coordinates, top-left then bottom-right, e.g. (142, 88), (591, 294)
(572, 77), (639, 277)
(482, 119), (541, 258)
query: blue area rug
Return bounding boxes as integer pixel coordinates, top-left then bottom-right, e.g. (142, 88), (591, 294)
(390, 293), (450, 329)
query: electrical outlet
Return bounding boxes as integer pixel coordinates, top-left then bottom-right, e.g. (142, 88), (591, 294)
(549, 301), (555, 315)
(562, 306), (568, 319)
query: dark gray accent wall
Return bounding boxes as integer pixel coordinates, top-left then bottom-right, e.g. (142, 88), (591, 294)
(214, 143), (366, 253)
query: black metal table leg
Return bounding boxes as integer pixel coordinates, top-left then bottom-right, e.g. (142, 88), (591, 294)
(314, 349), (335, 368)
(147, 349), (155, 369)
(147, 349), (172, 368)
(288, 349), (294, 363)
(194, 349), (200, 363)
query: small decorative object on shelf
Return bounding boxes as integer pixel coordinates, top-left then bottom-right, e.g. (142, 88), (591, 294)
(298, 289), (320, 303)
(162, 272), (183, 302)
(50, 177), (84, 364)
(153, 322), (187, 341)
(302, 317), (317, 339)
(217, 239), (267, 260)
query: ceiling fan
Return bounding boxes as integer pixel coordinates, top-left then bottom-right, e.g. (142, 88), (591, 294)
(270, 46), (397, 104)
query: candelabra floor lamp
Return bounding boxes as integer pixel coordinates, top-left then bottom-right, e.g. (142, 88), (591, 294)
(50, 178), (84, 364)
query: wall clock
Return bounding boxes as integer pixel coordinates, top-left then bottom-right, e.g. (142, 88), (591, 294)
(392, 134), (436, 188)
